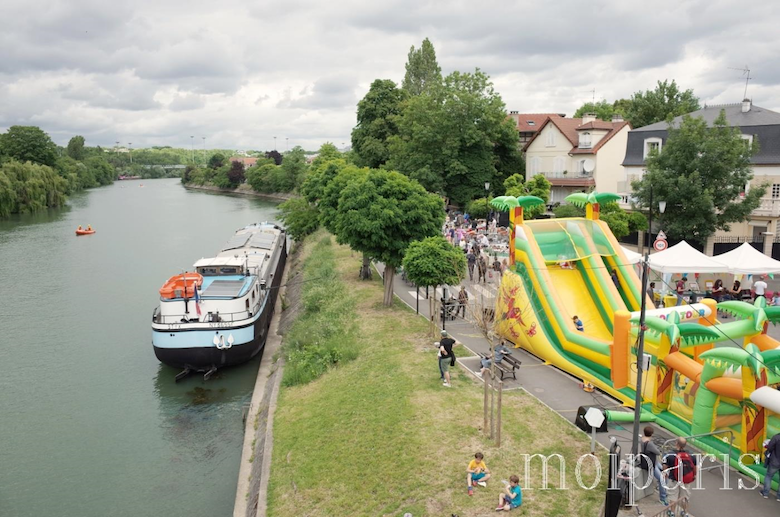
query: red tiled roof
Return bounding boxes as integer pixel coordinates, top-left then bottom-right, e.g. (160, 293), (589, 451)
(229, 157), (258, 166)
(525, 118), (630, 154)
(570, 121), (631, 154)
(509, 113), (564, 133)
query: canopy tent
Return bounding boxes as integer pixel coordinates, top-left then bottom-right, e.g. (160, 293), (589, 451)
(620, 245), (643, 265)
(647, 240), (728, 274)
(714, 242), (780, 275)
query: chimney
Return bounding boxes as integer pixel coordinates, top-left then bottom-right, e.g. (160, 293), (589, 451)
(510, 110), (518, 114)
(742, 99), (751, 113)
(582, 113), (597, 124)
(612, 114), (624, 123)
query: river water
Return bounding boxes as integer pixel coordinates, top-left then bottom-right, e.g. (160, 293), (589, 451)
(0, 179), (280, 517)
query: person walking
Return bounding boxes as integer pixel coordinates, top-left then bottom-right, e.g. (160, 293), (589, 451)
(662, 437), (697, 517)
(477, 254), (487, 284)
(467, 250), (477, 281)
(754, 275), (768, 300)
(493, 256), (503, 282)
(438, 330), (456, 387)
(457, 286), (468, 318)
(761, 432), (780, 500)
(640, 426), (667, 505)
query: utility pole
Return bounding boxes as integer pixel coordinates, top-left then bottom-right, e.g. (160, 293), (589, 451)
(190, 136), (194, 164)
(128, 143), (133, 164)
(273, 136), (277, 151)
(202, 137), (206, 163)
(286, 137), (289, 151)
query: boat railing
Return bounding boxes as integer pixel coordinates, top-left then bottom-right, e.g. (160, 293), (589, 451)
(152, 308), (256, 325)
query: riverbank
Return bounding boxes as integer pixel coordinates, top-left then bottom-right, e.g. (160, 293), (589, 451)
(262, 232), (605, 517)
(183, 183), (294, 202)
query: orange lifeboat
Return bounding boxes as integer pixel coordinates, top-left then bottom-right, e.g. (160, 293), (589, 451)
(75, 226), (96, 235)
(159, 272), (203, 299)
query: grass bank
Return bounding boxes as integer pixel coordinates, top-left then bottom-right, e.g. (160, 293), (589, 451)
(267, 232), (606, 516)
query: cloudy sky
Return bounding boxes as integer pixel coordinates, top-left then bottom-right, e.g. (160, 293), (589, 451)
(2, 0), (779, 151)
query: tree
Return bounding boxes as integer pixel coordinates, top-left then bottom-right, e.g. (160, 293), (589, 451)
(626, 80), (700, 129)
(208, 153), (226, 170)
(573, 100), (625, 121)
(402, 37), (441, 96)
(553, 204), (584, 218)
(278, 197), (320, 241)
(389, 69), (521, 205)
(403, 236), (466, 329)
(631, 110), (764, 243)
(335, 170), (444, 305)
(227, 160), (245, 186)
(503, 173), (551, 219)
(84, 155), (115, 186)
(311, 142), (340, 170)
(246, 163), (277, 193)
(465, 197), (491, 219)
(265, 150), (283, 166)
(66, 136), (86, 160)
(0, 126), (58, 167)
(301, 158), (348, 204)
(280, 146), (308, 190)
(351, 79), (405, 168)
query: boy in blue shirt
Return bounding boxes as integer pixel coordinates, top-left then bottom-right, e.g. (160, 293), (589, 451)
(495, 475), (522, 511)
(573, 315), (584, 332)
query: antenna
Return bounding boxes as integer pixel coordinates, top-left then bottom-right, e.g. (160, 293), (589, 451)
(581, 88), (596, 103)
(728, 65), (752, 99)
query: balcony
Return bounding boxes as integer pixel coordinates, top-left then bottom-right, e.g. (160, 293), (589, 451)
(539, 171), (595, 187)
(753, 197), (780, 218)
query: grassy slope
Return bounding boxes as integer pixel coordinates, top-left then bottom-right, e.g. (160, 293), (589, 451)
(267, 233), (606, 516)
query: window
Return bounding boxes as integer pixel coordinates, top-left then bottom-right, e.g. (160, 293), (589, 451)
(741, 134), (754, 149)
(527, 120), (535, 126)
(576, 160), (586, 173)
(553, 156), (566, 174)
(530, 157), (540, 175)
(545, 130), (556, 147)
(643, 137), (662, 159)
(579, 132), (592, 149)
(772, 184), (780, 199)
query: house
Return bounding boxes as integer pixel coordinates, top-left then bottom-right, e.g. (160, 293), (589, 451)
(507, 112), (565, 148)
(621, 100), (780, 254)
(523, 114), (631, 204)
(229, 156), (259, 167)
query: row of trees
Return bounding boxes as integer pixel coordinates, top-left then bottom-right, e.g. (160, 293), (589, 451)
(0, 126), (117, 218)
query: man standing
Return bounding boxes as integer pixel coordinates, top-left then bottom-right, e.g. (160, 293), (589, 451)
(477, 254), (488, 284)
(662, 437), (697, 517)
(761, 432), (780, 500)
(438, 330), (456, 388)
(640, 426), (667, 505)
(457, 286), (469, 318)
(467, 250), (477, 281)
(675, 276), (688, 307)
(754, 275), (768, 300)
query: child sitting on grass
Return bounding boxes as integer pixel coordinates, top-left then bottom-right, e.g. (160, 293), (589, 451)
(496, 475), (522, 511)
(467, 452), (491, 496)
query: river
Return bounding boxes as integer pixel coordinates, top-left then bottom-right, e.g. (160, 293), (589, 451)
(0, 179), (280, 517)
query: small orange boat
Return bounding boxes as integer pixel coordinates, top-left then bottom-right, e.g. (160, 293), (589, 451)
(159, 273), (203, 299)
(75, 227), (96, 235)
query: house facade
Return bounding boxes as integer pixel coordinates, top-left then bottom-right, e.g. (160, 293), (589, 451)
(507, 112), (565, 148)
(621, 100), (780, 254)
(524, 114), (631, 204)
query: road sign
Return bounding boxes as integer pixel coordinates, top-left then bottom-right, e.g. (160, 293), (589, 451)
(656, 230), (667, 241)
(653, 239), (668, 252)
(585, 407), (606, 428)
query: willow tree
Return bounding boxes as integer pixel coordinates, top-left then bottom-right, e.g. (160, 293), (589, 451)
(336, 170), (444, 306)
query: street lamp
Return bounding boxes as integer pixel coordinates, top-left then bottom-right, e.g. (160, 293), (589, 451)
(202, 137), (206, 163)
(286, 137), (289, 151)
(630, 187), (665, 464)
(128, 143), (132, 164)
(485, 181), (490, 223)
(273, 136), (277, 151)
(190, 136), (194, 164)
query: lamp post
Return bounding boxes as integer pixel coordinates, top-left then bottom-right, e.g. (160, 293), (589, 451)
(630, 187), (665, 463)
(485, 181), (490, 224)
(190, 136), (194, 164)
(202, 137), (206, 163)
(273, 136), (277, 151)
(128, 143), (132, 164)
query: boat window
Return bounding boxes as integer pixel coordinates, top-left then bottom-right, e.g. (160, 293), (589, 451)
(220, 267), (237, 274)
(198, 267), (218, 275)
(245, 299), (250, 310)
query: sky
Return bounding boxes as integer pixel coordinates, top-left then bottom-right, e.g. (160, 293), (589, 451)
(1, 0), (779, 151)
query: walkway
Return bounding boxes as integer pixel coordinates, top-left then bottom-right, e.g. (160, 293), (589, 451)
(383, 265), (778, 517)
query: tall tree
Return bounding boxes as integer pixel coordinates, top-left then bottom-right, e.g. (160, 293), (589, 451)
(503, 173), (551, 219)
(626, 80), (700, 128)
(66, 136), (86, 160)
(351, 79), (405, 169)
(335, 170), (443, 305)
(280, 146), (309, 190)
(631, 110), (763, 244)
(389, 69), (521, 205)
(208, 152), (226, 169)
(278, 197), (320, 241)
(401, 38), (442, 96)
(227, 160), (245, 186)
(573, 100), (627, 121)
(0, 126), (58, 167)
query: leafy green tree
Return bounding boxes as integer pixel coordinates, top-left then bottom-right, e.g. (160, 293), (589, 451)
(553, 204), (584, 218)
(280, 146), (308, 191)
(503, 173), (551, 219)
(335, 169), (444, 305)
(208, 152), (226, 170)
(311, 143), (340, 169)
(300, 159), (348, 204)
(0, 126), (58, 167)
(246, 163), (277, 192)
(402, 38), (442, 96)
(389, 70), (521, 205)
(66, 136), (86, 160)
(573, 100), (626, 121)
(403, 236), (466, 323)
(0, 169), (17, 217)
(84, 155), (115, 185)
(0, 160), (68, 216)
(278, 197), (320, 241)
(465, 197), (491, 219)
(626, 80), (700, 128)
(351, 79), (405, 169)
(631, 110), (763, 243)
(319, 165), (367, 233)
(212, 165), (233, 189)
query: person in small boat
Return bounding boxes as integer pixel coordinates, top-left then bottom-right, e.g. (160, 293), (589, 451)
(78, 225), (83, 231)
(87, 225), (92, 231)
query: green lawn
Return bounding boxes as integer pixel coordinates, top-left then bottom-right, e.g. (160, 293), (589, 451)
(267, 233), (606, 516)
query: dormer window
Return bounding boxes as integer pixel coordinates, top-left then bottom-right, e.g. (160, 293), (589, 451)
(643, 137), (663, 159)
(527, 120), (535, 126)
(579, 132), (592, 149)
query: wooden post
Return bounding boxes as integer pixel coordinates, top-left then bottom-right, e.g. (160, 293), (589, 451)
(483, 369), (489, 434)
(496, 379), (503, 447)
(490, 372), (495, 439)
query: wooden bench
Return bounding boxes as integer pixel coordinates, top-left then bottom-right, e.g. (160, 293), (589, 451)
(479, 352), (520, 381)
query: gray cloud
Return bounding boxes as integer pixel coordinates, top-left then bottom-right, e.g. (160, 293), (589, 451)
(1, 0), (779, 151)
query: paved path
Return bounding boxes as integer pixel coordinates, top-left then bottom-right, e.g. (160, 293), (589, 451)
(383, 265), (778, 517)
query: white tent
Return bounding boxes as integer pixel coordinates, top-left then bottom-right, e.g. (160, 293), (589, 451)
(619, 245), (643, 265)
(715, 242), (780, 275)
(647, 240), (729, 274)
